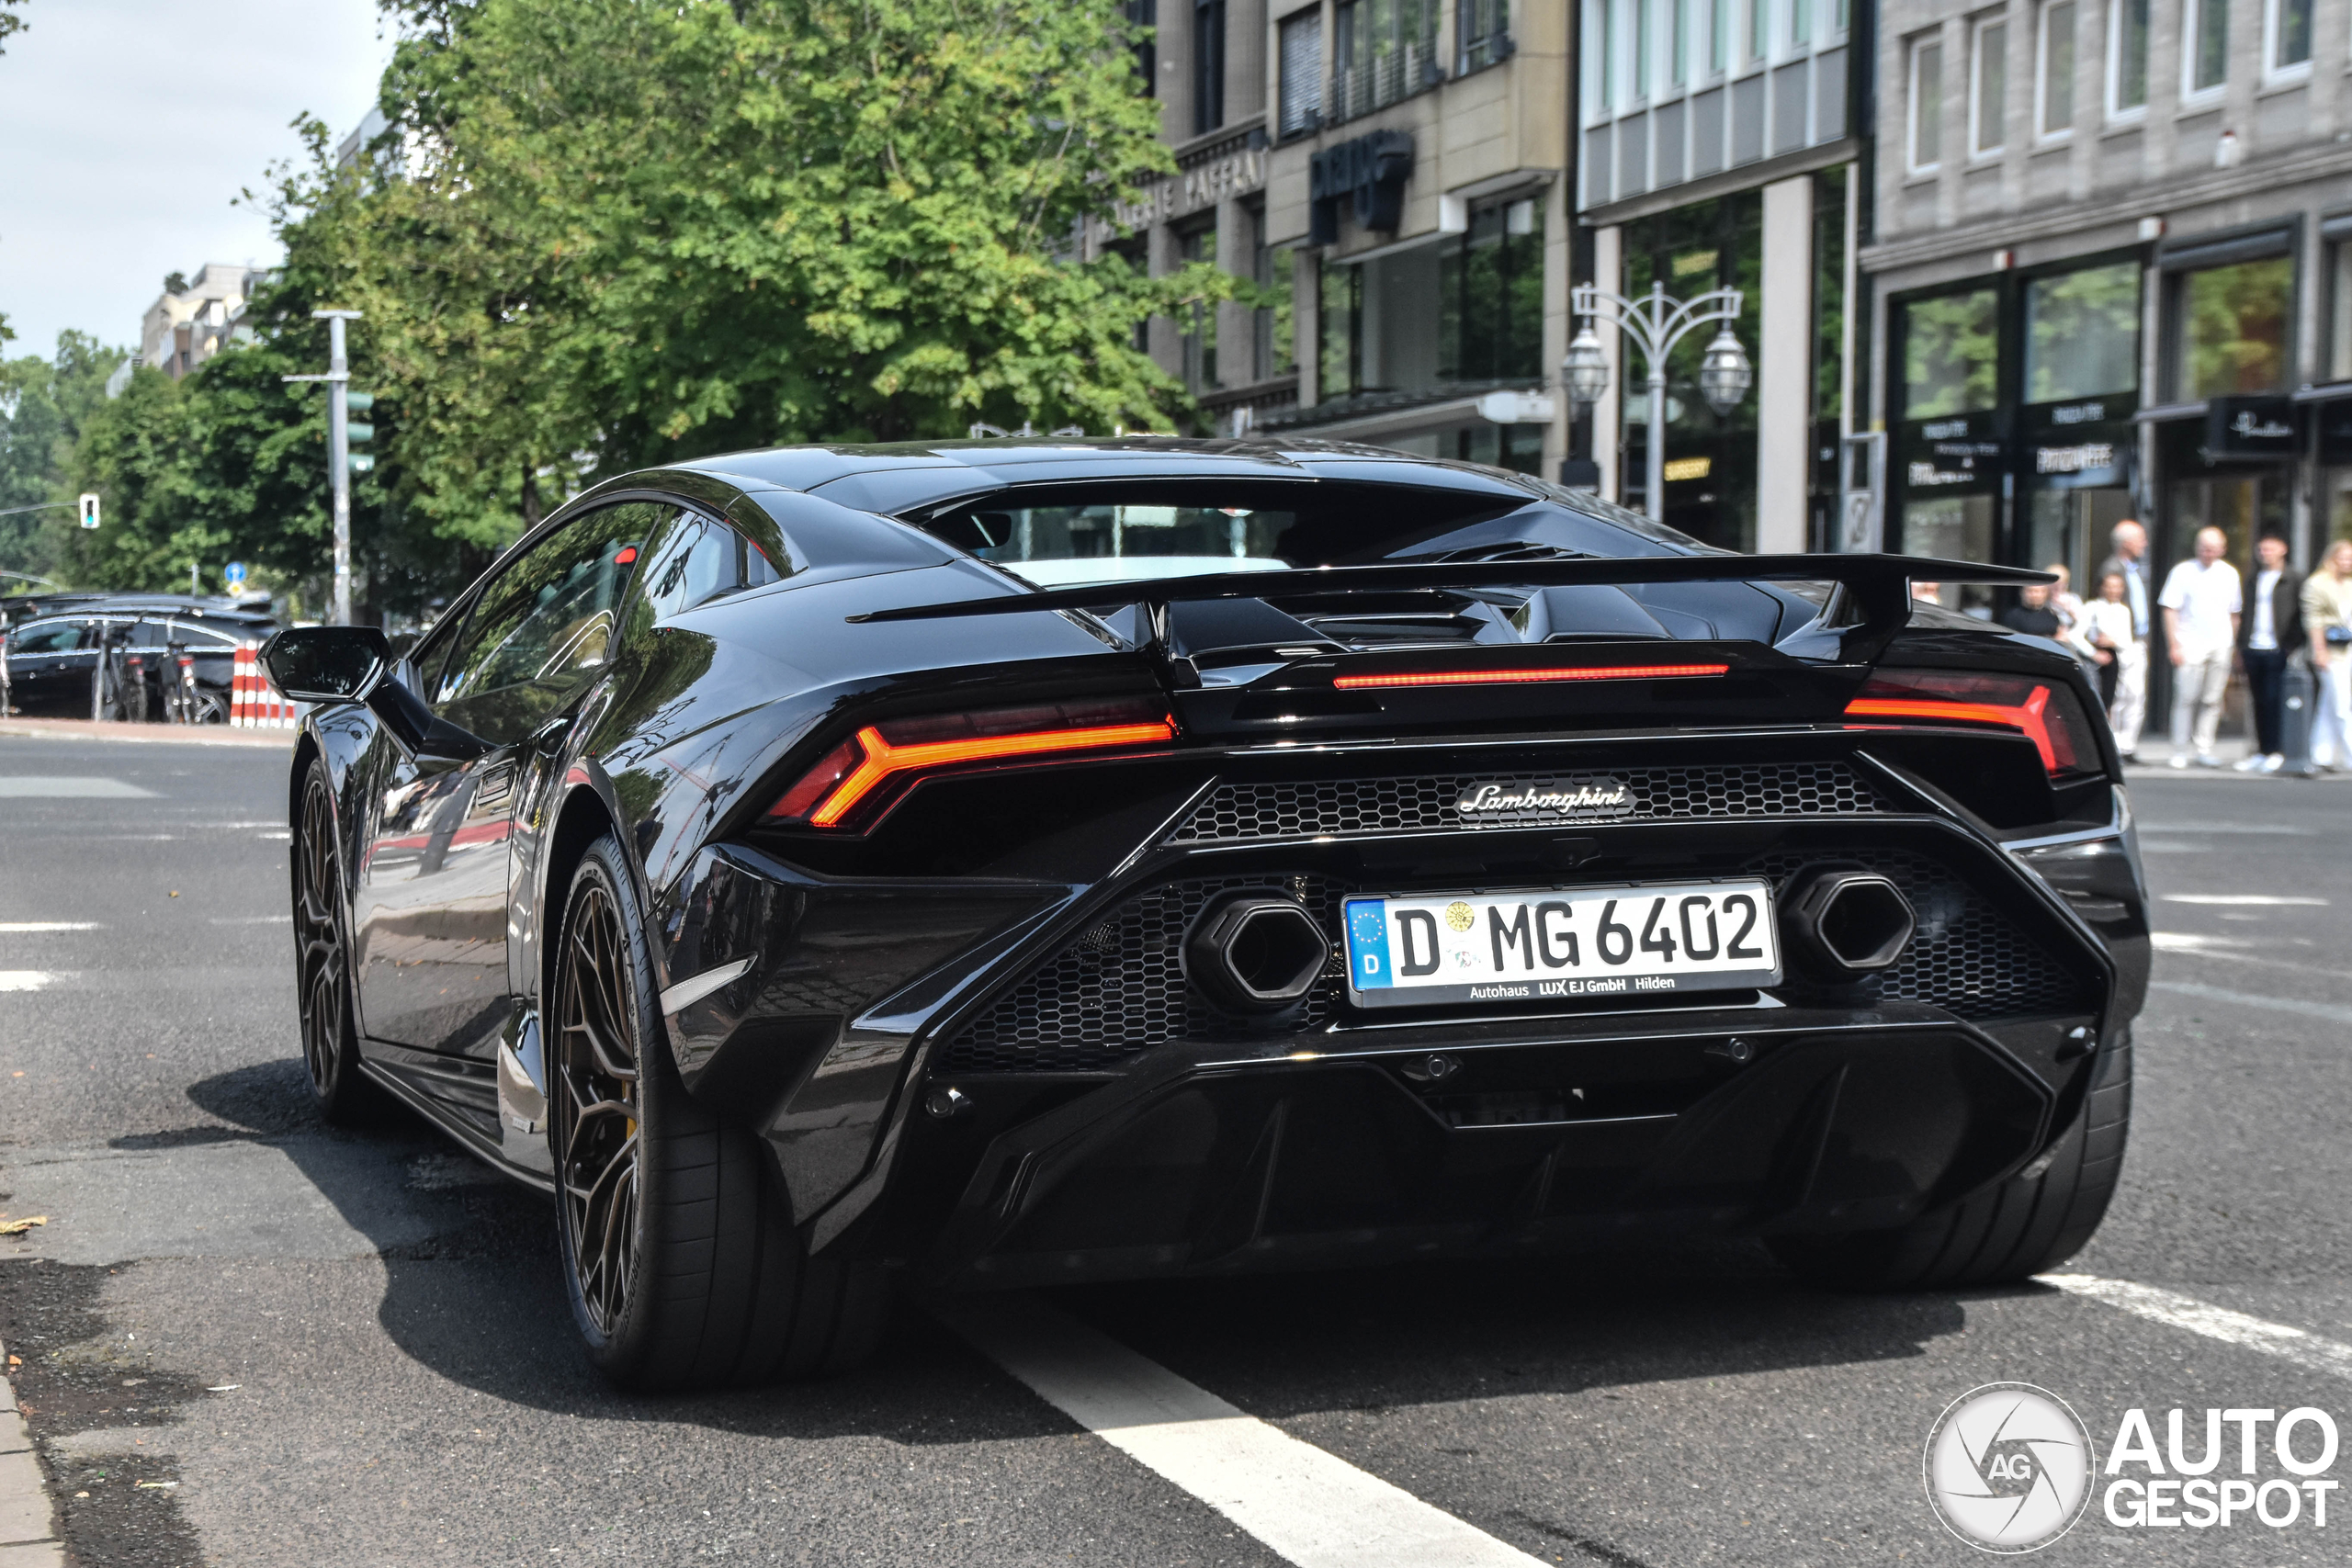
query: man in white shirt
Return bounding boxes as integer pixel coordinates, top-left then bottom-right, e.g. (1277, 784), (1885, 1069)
(2159, 526), (2243, 768)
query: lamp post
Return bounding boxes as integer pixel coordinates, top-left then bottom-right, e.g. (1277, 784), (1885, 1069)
(1564, 280), (1752, 526)
(285, 309), (365, 624)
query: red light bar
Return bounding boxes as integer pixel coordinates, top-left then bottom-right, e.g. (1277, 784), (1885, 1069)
(1331, 662), (1731, 692)
(803, 716), (1177, 828)
(1844, 690), (2060, 770)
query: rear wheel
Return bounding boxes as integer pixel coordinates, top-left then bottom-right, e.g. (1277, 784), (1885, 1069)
(1770, 1033), (2132, 1290)
(550, 833), (888, 1391)
(293, 762), (380, 1124)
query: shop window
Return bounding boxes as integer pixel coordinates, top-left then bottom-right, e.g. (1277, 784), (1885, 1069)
(2327, 229), (2352, 384)
(1319, 258), (1361, 400)
(1251, 210), (1295, 383)
(2106, 0), (2147, 115)
(2265, 0), (2312, 77)
(1902, 288), (2000, 419)
(1278, 7), (1322, 137)
(1182, 227), (1219, 394)
(1441, 198), (1546, 384)
(1908, 34), (1944, 172)
(2166, 255), (2292, 401)
(2185, 0), (2228, 97)
(1454, 422), (1547, 476)
(1971, 16), (2007, 157)
(1459, 0), (1511, 74)
(2025, 261), (2140, 402)
(1193, 0), (1227, 134)
(2036, 0), (2075, 138)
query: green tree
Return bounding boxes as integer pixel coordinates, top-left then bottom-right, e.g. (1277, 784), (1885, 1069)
(0, 332), (128, 588)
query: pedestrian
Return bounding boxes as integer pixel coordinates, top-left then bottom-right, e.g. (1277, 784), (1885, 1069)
(1912, 581), (1943, 605)
(1999, 582), (2064, 639)
(2096, 520), (2155, 761)
(2045, 563), (2085, 642)
(2303, 539), (2352, 772)
(2233, 534), (2302, 773)
(2072, 570), (2138, 718)
(2159, 525), (2243, 769)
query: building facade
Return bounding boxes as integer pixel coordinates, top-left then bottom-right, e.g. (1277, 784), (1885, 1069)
(134, 263), (262, 384)
(1106, 0), (1579, 472)
(1864, 0), (2352, 629)
(1577, 0), (1860, 550)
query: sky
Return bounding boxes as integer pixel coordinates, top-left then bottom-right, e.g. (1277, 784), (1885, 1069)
(0, 0), (395, 358)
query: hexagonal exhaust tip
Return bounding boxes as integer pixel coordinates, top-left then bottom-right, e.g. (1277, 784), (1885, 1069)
(1182, 895), (1330, 1012)
(1786, 872), (1915, 975)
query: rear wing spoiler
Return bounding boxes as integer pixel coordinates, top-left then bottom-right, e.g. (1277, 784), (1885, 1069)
(848, 553), (2056, 663)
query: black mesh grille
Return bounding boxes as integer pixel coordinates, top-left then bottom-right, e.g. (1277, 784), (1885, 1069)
(1745, 849), (2088, 1018)
(939, 876), (1349, 1073)
(1167, 761), (1883, 843)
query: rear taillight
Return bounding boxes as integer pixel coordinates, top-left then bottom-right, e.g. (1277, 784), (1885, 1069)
(766, 696), (1178, 829)
(1844, 668), (2102, 776)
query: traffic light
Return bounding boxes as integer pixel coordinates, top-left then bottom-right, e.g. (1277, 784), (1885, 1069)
(345, 389), (376, 474)
(77, 493), (100, 530)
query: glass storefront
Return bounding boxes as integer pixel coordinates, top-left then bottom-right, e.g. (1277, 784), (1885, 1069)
(1618, 188), (1763, 553)
(1317, 194), (1545, 404)
(2166, 254), (2292, 400)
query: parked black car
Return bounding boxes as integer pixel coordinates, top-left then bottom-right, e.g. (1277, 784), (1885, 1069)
(264, 438), (2147, 1392)
(3, 606), (278, 721)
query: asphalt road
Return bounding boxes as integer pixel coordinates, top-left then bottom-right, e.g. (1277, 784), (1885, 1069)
(4, 733), (2351, 1566)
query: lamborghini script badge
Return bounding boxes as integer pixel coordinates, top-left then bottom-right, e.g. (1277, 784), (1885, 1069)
(1454, 778), (1635, 820)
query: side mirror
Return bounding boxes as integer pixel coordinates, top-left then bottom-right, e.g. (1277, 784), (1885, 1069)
(261, 626), (390, 704)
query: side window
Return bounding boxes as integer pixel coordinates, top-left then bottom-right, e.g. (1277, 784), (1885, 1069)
(10, 621), (85, 655)
(639, 513), (783, 622)
(440, 502), (668, 704)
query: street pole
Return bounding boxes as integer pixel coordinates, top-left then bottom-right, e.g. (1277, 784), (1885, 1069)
(286, 309), (364, 624)
(1563, 281), (1750, 526)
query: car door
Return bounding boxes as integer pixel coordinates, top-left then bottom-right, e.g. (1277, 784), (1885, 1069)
(353, 502), (662, 1054)
(5, 618), (95, 716)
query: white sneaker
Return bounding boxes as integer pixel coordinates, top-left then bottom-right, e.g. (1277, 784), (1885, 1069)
(2259, 754), (2285, 773)
(2168, 754), (2190, 770)
(2233, 753), (2267, 772)
(2196, 753), (2224, 768)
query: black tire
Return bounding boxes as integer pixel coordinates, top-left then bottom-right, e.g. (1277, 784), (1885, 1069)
(549, 833), (888, 1392)
(1770, 1032), (2132, 1290)
(293, 761), (383, 1125)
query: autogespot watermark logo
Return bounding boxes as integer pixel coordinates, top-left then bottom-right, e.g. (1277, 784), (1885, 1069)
(1924, 1383), (2096, 1552)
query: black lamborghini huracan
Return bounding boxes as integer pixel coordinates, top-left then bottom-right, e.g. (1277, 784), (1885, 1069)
(264, 438), (2146, 1391)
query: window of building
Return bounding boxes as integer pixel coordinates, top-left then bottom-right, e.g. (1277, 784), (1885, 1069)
(1634, 0), (1654, 96)
(2025, 261), (2141, 402)
(1711, 0), (1730, 71)
(1193, 0), (1226, 133)
(1459, 0), (1511, 74)
(1277, 7), (1322, 137)
(1792, 0), (1810, 44)
(2265, 0), (2312, 76)
(2327, 226), (2352, 384)
(1441, 197), (1546, 383)
(1334, 0), (1437, 122)
(1902, 287), (2000, 420)
(2107, 0), (2148, 114)
(1251, 209), (1295, 382)
(2037, 0), (2075, 137)
(1319, 258), (1360, 400)
(1674, 0), (1690, 82)
(2185, 0), (2228, 96)
(1971, 17), (2007, 157)
(1749, 0), (1769, 62)
(1909, 36), (1945, 172)
(1182, 227), (1219, 394)
(1125, 0), (1159, 98)
(2167, 254), (2293, 400)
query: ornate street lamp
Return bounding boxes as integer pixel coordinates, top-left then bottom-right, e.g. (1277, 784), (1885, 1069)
(1562, 280), (1751, 525)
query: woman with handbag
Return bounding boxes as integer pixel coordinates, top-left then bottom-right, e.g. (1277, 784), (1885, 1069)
(2301, 540), (2352, 771)
(2073, 571), (2140, 739)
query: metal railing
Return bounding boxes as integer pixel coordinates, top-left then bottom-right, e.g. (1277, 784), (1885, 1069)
(1328, 30), (1441, 123)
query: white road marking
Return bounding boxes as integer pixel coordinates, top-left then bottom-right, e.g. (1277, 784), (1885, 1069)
(2139, 824), (2315, 835)
(2045, 1275), (2352, 1382)
(207, 915), (290, 925)
(2162, 894), (2328, 906)
(0, 777), (159, 798)
(2149, 979), (2349, 1022)
(2150, 934), (2338, 978)
(941, 1293), (1545, 1568)
(0, 922), (100, 933)
(0, 972), (57, 992)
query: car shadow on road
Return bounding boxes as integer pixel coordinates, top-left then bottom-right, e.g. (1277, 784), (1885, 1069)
(187, 1058), (1975, 1441)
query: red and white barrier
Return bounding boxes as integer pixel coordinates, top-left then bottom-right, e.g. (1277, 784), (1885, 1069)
(232, 642), (298, 728)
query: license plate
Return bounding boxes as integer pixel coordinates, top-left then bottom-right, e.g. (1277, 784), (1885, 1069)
(1341, 879), (1781, 1009)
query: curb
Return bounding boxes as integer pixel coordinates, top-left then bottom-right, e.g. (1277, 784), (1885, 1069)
(0, 1343), (62, 1568)
(0, 716), (292, 749)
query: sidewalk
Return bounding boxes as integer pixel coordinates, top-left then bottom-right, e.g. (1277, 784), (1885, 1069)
(0, 1343), (61, 1568)
(2119, 732), (2352, 784)
(0, 716), (292, 749)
